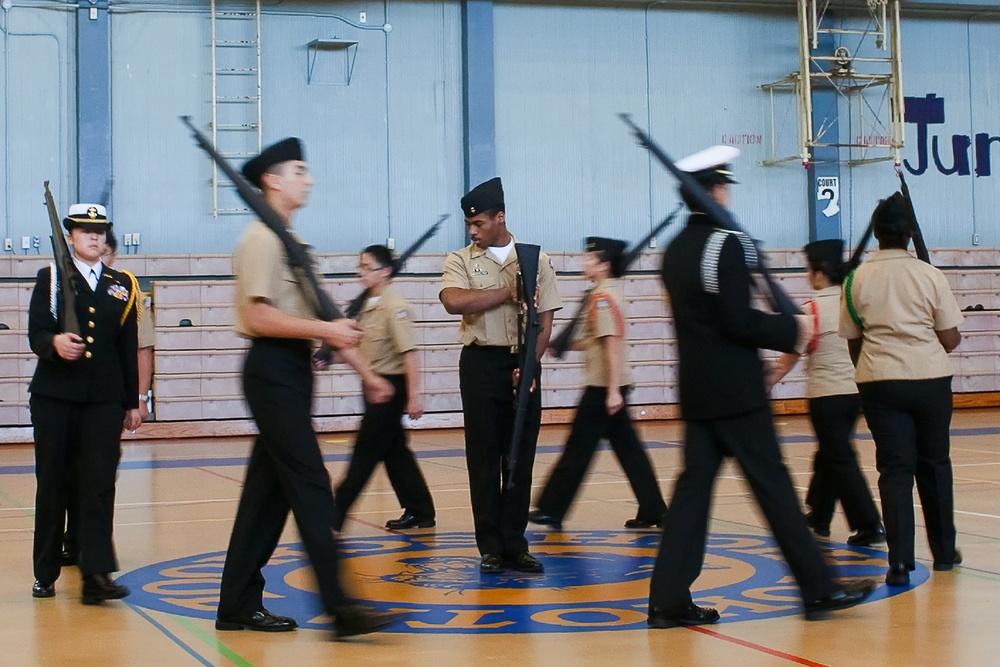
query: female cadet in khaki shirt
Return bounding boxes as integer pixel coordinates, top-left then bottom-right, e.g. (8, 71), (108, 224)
(839, 192), (964, 587)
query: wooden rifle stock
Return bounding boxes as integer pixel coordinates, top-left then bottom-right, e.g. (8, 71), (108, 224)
(618, 113), (801, 317)
(505, 243), (541, 490)
(43, 181), (80, 336)
(180, 116), (344, 322)
(549, 202), (683, 358)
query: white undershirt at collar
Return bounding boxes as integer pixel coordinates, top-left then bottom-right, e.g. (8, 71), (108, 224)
(488, 237), (515, 264)
(72, 256), (103, 290)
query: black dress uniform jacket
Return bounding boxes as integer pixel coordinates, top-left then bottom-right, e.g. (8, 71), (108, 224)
(29, 264), (140, 409)
(661, 213), (798, 419)
(28, 263), (139, 584)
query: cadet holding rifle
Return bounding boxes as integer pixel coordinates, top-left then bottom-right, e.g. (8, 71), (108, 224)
(439, 177), (561, 574)
(29, 199), (140, 604)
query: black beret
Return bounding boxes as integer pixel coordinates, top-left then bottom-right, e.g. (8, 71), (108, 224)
(585, 236), (627, 262)
(63, 203), (112, 232)
(242, 137), (304, 188)
(804, 239), (844, 266)
(871, 192), (912, 236)
(461, 177), (503, 217)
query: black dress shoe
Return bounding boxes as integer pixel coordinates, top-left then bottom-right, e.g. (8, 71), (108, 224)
(885, 563), (910, 586)
(216, 608), (299, 632)
(933, 548), (963, 571)
(804, 579), (876, 620)
(81, 573), (130, 605)
(648, 603), (720, 629)
(505, 551), (544, 573)
(480, 554), (504, 574)
(804, 511), (831, 538)
(32, 581), (55, 598)
(60, 548), (78, 566)
(624, 517), (662, 529)
(333, 605), (400, 639)
(847, 525), (887, 546)
(385, 513), (436, 530)
(527, 510), (563, 530)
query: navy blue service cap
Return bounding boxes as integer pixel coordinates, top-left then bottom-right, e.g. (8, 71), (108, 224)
(242, 137), (304, 188)
(585, 236), (627, 262)
(804, 239), (844, 266)
(63, 203), (112, 232)
(676, 145), (740, 186)
(461, 177), (504, 217)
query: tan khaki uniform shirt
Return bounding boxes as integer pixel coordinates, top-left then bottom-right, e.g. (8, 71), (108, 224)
(138, 291), (155, 349)
(358, 284), (417, 376)
(440, 235), (562, 347)
(233, 221), (315, 338)
(581, 278), (632, 388)
(803, 286), (857, 398)
(840, 248), (964, 383)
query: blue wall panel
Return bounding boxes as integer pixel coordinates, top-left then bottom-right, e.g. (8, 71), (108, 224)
(0, 6), (75, 247)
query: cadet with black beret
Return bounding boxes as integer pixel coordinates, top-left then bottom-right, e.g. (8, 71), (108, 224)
(771, 239), (884, 546)
(216, 137), (396, 638)
(530, 236), (667, 530)
(28, 203), (141, 603)
(440, 177), (562, 574)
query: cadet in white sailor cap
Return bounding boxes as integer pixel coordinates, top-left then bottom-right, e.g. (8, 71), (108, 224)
(28, 202), (141, 603)
(647, 147), (874, 629)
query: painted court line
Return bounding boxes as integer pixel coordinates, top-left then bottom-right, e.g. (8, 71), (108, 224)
(127, 602), (216, 667)
(687, 625), (829, 666)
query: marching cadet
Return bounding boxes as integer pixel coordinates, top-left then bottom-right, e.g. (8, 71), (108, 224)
(529, 236), (666, 529)
(840, 192), (963, 586)
(215, 138), (395, 638)
(28, 203), (141, 603)
(333, 244), (436, 530)
(648, 146), (874, 628)
(439, 177), (562, 574)
(770, 239), (885, 546)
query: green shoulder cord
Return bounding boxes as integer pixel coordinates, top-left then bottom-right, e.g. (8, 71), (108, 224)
(843, 269), (863, 328)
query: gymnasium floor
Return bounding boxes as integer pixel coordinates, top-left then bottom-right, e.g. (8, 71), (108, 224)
(0, 409), (997, 666)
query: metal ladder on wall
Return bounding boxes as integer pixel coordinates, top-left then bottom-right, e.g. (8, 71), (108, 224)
(210, 0), (262, 216)
(760, 0), (904, 167)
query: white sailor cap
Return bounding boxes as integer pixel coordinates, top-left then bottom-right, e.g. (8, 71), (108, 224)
(676, 145), (740, 185)
(63, 203), (111, 232)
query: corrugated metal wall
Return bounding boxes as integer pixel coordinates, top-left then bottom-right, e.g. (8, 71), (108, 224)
(1, 1), (999, 255)
(0, 5), (76, 248)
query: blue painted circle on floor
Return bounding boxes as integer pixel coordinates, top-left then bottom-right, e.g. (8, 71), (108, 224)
(118, 530), (918, 633)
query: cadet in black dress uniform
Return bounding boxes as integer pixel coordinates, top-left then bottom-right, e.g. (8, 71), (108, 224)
(28, 203), (141, 603)
(530, 237), (667, 529)
(647, 146), (874, 628)
(439, 177), (562, 574)
(215, 138), (395, 639)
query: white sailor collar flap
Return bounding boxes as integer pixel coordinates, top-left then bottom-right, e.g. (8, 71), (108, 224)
(700, 229), (759, 294)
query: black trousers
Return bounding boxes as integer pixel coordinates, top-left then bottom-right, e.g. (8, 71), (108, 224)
(804, 394), (881, 532)
(31, 395), (124, 582)
(218, 339), (348, 618)
(858, 377), (957, 569)
(459, 345), (541, 556)
(335, 374), (435, 524)
(649, 408), (836, 612)
(535, 385), (666, 522)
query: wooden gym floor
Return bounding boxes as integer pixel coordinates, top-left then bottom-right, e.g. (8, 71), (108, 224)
(0, 409), (997, 666)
